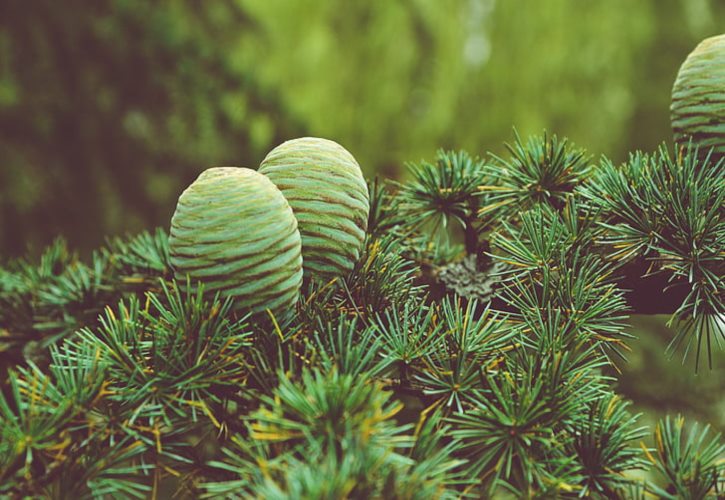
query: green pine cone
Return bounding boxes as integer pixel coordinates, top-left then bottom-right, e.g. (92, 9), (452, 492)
(169, 167), (303, 318)
(671, 34), (725, 162)
(259, 137), (370, 282)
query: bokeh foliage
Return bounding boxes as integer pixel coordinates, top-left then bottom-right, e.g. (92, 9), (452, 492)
(0, 0), (722, 256)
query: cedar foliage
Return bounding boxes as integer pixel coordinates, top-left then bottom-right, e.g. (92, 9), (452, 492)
(0, 135), (723, 498)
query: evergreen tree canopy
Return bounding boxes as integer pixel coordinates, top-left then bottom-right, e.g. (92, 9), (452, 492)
(0, 133), (722, 498)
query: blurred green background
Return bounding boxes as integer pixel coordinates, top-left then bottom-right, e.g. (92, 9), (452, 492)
(0, 0), (723, 256)
(0, 0), (723, 433)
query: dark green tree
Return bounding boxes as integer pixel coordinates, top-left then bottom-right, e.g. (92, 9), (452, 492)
(1, 132), (722, 498)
